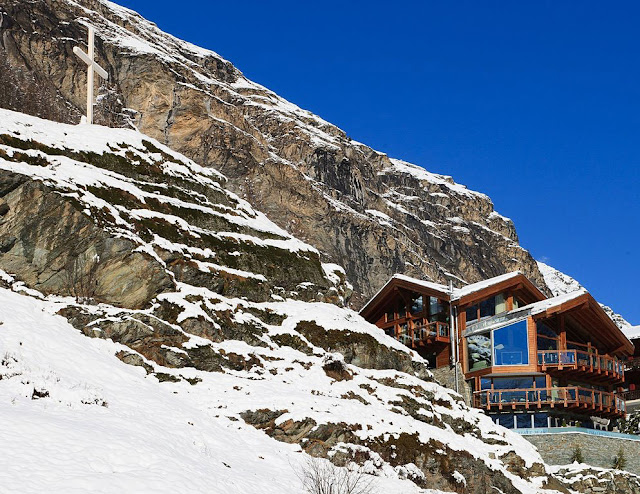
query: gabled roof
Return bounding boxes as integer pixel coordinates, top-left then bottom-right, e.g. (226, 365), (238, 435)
(524, 290), (634, 356)
(359, 271), (546, 320)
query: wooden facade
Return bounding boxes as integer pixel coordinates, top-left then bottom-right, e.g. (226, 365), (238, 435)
(360, 272), (634, 428)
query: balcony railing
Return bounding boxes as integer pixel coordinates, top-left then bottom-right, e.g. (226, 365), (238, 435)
(389, 321), (450, 348)
(473, 386), (626, 415)
(537, 350), (624, 379)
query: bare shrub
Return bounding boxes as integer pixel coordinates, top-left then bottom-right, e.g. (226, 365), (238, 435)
(63, 253), (99, 304)
(295, 456), (375, 494)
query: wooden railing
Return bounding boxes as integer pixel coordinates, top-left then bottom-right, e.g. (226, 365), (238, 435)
(389, 321), (450, 347)
(537, 350), (624, 379)
(473, 386), (626, 414)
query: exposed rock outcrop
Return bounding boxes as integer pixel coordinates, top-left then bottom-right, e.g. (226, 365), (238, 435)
(0, 0), (549, 307)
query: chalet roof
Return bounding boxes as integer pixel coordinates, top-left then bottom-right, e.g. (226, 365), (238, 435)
(524, 289), (588, 316)
(359, 271), (544, 320)
(450, 272), (524, 301)
(522, 289), (634, 355)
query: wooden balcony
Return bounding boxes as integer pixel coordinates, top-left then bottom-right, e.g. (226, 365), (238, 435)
(473, 386), (626, 417)
(538, 350), (624, 383)
(384, 321), (450, 349)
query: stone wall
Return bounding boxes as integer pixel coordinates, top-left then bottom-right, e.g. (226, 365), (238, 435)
(523, 431), (640, 474)
(431, 363), (472, 405)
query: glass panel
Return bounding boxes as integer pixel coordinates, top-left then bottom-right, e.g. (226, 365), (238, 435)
(480, 297), (496, 319)
(498, 414), (514, 429)
(467, 333), (491, 371)
(495, 293), (507, 314)
(534, 413), (548, 428)
(493, 320), (529, 366)
(429, 297), (448, 323)
(517, 414), (531, 429)
(480, 378), (492, 390)
(492, 377), (533, 390)
(398, 303), (406, 318)
(466, 305), (478, 322)
(514, 298), (522, 309)
(386, 309), (395, 322)
(410, 294), (423, 314)
(535, 376), (546, 388)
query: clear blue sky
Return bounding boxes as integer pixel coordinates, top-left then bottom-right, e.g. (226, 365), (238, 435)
(116, 0), (640, 324)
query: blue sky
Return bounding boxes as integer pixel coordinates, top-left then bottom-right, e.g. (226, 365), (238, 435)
(117, 0), (639, 324)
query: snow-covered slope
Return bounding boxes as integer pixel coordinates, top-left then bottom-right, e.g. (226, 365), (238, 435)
(0, 109), (563, 493)
(0, 283), (444, 494)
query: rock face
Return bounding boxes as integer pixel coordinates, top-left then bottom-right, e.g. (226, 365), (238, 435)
(0, 108), (573, 493)
(0, 0), (550, 307)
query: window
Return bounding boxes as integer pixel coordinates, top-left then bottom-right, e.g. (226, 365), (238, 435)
(410, 294), (423, 314)
(467, 333), (491, 371)
(429, 297), (448, 323)
(493, 320), (529, 366)
(480, 377), (491, 390)
(517, 414), (532, 429)
(480, 297), (496, 318)
(495, 293), (507, 314)
(398, 303), (406, 318)
(466, 304), (478, 322)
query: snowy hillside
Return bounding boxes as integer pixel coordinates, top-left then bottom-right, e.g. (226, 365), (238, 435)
(0, 109), (569, 493)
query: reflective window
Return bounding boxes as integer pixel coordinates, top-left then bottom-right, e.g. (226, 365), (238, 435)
(535, 376), (546, 388)
(498, 414), (514, 428)
(480, 297), (496, 318)
(480, 378), (492, 390)
(493, 320), (529, 366)
(410, 294), (423, 314)
(493, 377), (533, 390)
(517, 414), (532, 429)
(534, 413), (548, 428)
(467, 333), (491, 371)
(429, 297), (448, 323)
(398, 303), (406, 318)
(495, 293), (507, 314)
(466, 304), (478, 322)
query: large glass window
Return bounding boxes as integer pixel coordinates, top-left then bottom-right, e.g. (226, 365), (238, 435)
(493, 320), (529, 366)
(410, 294), (423, 314)
(495, 293), (507, 314)
(429, 297), (448, 323)
(467, 333), (491, 371)
(517, 414), (532, 429)
(385, 308), (395, 322)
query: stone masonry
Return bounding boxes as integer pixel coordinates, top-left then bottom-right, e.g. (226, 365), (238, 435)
(523, 431), (640, 474)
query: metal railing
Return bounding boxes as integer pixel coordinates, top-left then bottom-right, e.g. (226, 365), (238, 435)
(473, 386), (626, 414)
(537, 350), (624, 378)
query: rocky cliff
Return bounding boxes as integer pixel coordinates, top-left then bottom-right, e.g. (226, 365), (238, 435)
(0, 0), (549, 307)
(0, 108), (563, 493)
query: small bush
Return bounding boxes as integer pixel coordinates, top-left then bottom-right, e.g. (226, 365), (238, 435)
(295, 456), (375, 494)
(613, 447), (627, 470)
(570, 445), (584, 464)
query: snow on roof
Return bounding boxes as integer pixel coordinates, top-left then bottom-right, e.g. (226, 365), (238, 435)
(519, 289), (588, 316)
(624, 325), (640, 340)
(450, 271), (523, 301)
(391, 274), (450, 294)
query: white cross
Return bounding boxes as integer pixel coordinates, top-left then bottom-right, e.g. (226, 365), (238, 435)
(73, 24), (108, 125)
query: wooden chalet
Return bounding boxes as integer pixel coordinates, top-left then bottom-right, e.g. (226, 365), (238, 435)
(360, 272), (634, 430)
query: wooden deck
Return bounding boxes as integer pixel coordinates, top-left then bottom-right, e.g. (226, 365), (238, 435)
(473, 386), (626, 417)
